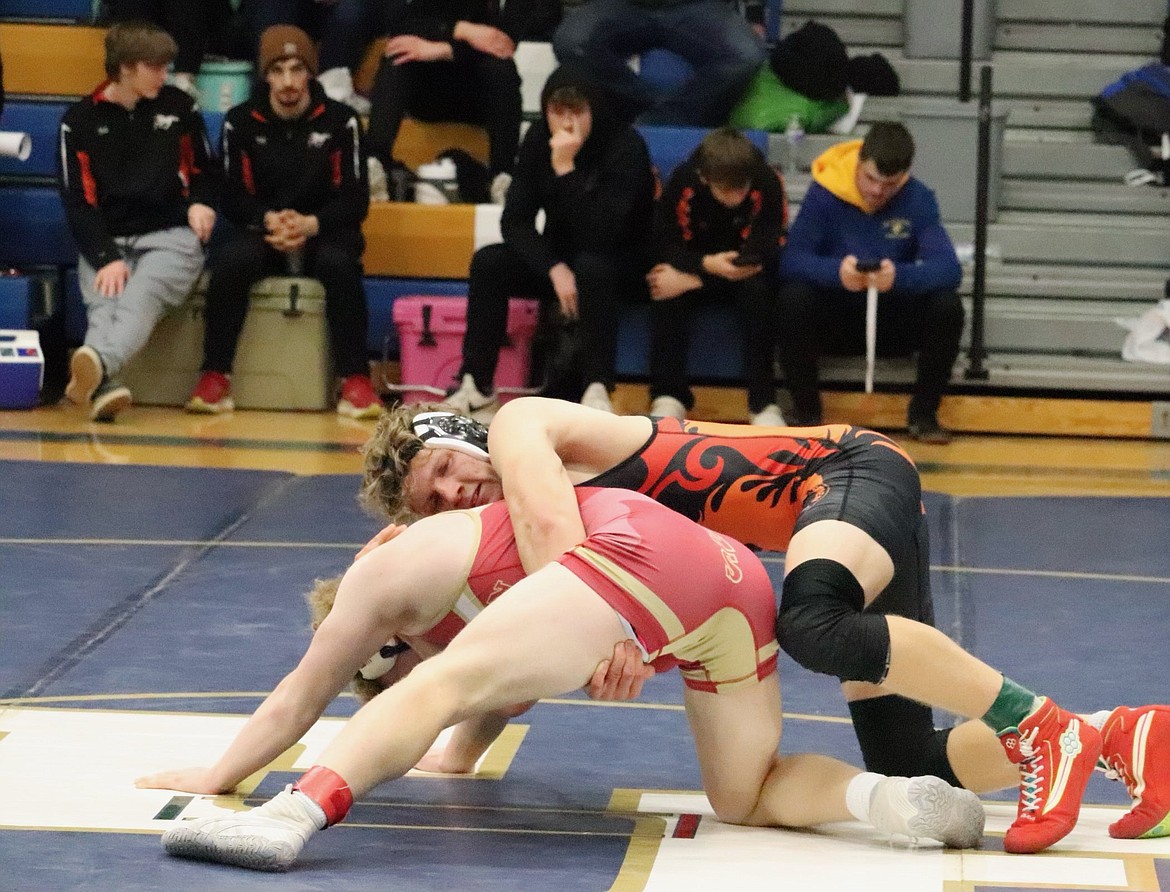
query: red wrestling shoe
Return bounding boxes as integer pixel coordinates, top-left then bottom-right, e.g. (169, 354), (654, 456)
(337, 374), (382, 419)
(1101, 705), (1170, 839)
(998, 697), (1102, 854)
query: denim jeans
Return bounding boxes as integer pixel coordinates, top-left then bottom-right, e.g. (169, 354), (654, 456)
(552, 0), (765, 126)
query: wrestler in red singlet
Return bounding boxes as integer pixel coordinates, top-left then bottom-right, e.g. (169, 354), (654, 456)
(420, 486), (779, 692)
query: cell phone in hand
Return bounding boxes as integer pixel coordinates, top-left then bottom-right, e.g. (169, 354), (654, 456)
(855, 258), (882, 273)
(732, 252), (762, 267)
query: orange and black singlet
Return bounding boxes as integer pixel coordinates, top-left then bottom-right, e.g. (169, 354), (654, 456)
(585, 418), (921, 555)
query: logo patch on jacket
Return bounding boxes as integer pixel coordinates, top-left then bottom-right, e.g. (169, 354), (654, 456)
(153, 114), (180, 131)
(308, 131), (329, 148)
(883, 218), (911, 239)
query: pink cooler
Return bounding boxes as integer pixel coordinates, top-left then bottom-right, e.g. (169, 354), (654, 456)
(392, 296), (540, 404)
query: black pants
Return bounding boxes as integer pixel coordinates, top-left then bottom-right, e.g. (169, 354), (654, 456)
(461, 243), (640, 393)
(104, 0), (211, 73)
(649, 273), (777, 413)
(776, 279), (964, 423)
(201, 228), (370, 378)
(366, 50), (522, 177)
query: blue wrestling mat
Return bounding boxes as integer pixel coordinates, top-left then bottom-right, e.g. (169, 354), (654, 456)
(2, 460), (1168, 891)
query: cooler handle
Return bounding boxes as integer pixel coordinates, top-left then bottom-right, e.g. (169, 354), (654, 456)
(418, 304), (438, 347)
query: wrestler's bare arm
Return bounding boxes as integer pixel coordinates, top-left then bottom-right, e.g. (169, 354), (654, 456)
(488, 397), (654, 571)
(135, 514), (478, 794)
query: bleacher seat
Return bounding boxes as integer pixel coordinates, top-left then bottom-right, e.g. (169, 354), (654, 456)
(615, 302), (745, 381)
(0, 0), (93, 19)
(0, 275), (35, 329)
(0, 24), (105, 96)
(0, 186), (77, 268)
(637, 124), (768, 181)
(0, 101), (68, 179)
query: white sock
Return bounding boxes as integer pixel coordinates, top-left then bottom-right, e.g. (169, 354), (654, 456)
(845, 771), (884, 822)
(1084, 709), (1112, 732)
(290, 789), (328, 830)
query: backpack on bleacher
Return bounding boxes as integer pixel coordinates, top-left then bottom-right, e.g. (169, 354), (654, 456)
(1091, 18), (1170, 185)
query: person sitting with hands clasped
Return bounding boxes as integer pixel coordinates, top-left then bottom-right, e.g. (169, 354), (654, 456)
(777, 121), (964, 443)
(185, 25), (382, 419)
(646, 126), (787, 425)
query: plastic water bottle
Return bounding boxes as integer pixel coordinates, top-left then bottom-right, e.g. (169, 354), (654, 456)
(784, 113), (805, 175)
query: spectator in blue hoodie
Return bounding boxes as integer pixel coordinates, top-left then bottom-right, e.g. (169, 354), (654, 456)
(777, 121), (963, 444)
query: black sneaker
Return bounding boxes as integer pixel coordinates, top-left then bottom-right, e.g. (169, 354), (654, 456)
(907, 415), (953, 445)
(90, 380), (132, 422)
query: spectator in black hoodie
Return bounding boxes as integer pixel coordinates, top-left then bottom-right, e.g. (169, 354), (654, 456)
(444, 64), (656, 419)
(365, 0), (562, 202)
(185, 24), (381, 419)
(646, 127), (787, 425)
(59, 20), (216, 422)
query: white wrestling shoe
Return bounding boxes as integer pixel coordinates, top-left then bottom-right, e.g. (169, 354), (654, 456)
(868, 775), (985, 849)
(161, 786), (325, 872)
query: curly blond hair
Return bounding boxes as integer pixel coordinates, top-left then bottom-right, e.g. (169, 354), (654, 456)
(357, 402), (447, 522)
(304, 575), (384, 704)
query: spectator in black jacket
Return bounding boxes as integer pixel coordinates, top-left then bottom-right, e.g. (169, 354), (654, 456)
(646, 127), (787, 424)
(185, 24), (381, 419)
(59, 21), (216, 422)
(365, 0), (562, 202)
(444, 64), (656, 419)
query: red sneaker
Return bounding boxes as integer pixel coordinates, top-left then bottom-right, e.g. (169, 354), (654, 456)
(337, 374), (382, 419)
(998, 697), (1102, 854)
(1101, 705), (1170, 839)
(186, 371), (233, 414)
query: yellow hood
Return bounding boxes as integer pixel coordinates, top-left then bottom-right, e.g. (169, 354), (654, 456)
(811, 139), (868, 212)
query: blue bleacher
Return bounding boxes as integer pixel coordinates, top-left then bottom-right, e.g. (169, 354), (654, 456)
(0, 101), (68, 179)
(637, 124), (769, 182)
(0, 0), (93, 20)
(0, 185), (77, 268)
(0, 275), (34, 329)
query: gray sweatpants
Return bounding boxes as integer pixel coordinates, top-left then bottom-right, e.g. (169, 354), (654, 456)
(78, 226), (206, 378)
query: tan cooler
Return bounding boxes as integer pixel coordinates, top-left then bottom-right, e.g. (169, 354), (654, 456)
(121, 277), (333, 410)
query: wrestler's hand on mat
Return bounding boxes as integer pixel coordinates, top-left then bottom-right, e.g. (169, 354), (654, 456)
(413, 743), (473, 775)
(587, 640), (654, 700)
(355, 522), (409, 560)
(134, 767), (232, 795)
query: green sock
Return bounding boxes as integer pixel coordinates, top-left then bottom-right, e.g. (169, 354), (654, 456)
(981, 676), (1043, 734)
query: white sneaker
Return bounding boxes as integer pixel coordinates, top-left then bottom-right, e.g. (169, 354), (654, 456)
(368, 157), (390, 203)
(749, 403), (786, 427)
(443, 373), (499, 423)
(318, 66), (370, 115)
(649, 394), (686, 420)
(161, 786), (325, 872)
(867, 775), (985, 849)
(580, 381), (614, 413)
(490, 171), (512, 205)
(65, 345), (103, 405)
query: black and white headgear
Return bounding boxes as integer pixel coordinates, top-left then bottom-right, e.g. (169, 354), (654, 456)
(411, 411), (490, 460)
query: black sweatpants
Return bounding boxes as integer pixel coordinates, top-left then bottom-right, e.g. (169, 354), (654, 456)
(460, 242), (641, 393)
(365, 49), (522, 177)
(776, 279), (964, 423)
(201, 228), (369, 378)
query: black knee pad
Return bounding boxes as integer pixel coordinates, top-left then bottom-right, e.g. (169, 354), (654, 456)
(776, 558), (891, 684)
(848, 695), (962, 788)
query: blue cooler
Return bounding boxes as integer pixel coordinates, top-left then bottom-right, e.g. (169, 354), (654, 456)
(0, 329), (44, 408)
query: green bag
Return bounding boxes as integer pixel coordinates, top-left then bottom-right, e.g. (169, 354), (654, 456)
(728, 65), (849, 134)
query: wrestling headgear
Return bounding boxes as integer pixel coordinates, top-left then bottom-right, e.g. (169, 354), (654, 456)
(411, 411), (490, 460)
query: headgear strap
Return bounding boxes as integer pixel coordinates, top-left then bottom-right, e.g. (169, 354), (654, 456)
(412, 411), (490, 460)
(359, 638), (411, 680)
